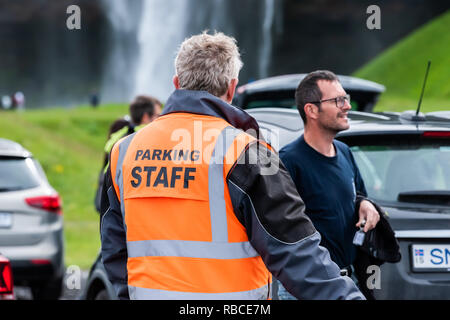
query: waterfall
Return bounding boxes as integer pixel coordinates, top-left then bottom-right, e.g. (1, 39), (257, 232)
(100, 0), (143, 102)
(259, 0), (275, 79)
(101, 0), (280, 103)
(133, 0), (190, 102)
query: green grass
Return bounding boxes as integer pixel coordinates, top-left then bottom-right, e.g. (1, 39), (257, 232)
(353, 10), (450, 112)
(0, 104), (128, 269)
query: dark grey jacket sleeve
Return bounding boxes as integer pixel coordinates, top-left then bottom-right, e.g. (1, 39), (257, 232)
(99, 166), (130, 300)
(227, 142), (365, 300)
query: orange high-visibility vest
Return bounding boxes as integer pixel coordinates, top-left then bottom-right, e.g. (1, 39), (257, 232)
(110, 112), (272, 299)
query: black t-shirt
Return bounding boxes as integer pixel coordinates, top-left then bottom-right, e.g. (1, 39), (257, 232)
(279, 135), (367, 268)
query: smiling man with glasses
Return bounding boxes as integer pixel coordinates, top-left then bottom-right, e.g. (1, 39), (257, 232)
(277, 70), (380, 300)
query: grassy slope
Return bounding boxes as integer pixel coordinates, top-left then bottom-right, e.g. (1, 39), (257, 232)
(353, 10), (450, 112)
(0, 104), (128, 269)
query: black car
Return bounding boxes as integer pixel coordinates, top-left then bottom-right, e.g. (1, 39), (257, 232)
(80, 253), (116, 300)
(248, 108), (450, 299)
(233, 74), (385, 112)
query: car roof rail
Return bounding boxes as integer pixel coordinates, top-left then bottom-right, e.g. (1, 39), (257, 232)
(425, 111), (450, 121)
(399, 110), (427, 122)
(348, 111), (391, 120)
(0, 138), (32, 158)
(378, 111), (400, 116)
(376, 111), (402, 120)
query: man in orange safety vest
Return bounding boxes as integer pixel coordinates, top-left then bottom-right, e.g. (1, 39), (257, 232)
(100, 31), (364, 300)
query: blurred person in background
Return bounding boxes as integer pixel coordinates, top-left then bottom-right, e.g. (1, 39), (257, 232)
(12, 91), (25, 110)
(1, 95), (12, 110)
(94, 95), (162, 213)
(90, 92), (100, 108)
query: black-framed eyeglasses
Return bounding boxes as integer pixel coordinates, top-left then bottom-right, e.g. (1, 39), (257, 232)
(310, 94), (351, 109)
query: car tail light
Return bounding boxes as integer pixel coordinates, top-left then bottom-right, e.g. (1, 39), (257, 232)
(31, 259), (51, 265)
(25, 194), (62, 215)
(0, 256), (14, 297)
(423, 131), (450, 138)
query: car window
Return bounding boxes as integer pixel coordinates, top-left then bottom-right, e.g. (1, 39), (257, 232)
(247, 99), (296, 109)
(32, 158), (49, 182)
(349, 101), (358, 110)
(350, 140), (450, 205)
(0, 157), (41, 191)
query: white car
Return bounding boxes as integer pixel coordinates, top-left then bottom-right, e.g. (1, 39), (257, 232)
(0, 138), (64, 299)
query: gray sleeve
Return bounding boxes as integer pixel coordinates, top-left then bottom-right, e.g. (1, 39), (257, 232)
(227, 142), (365, 300)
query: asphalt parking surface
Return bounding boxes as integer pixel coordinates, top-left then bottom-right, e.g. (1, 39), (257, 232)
(14, 269), (89, 300)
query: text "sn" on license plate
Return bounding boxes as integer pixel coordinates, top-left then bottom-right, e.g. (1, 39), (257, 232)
(412, 244), (450, 271)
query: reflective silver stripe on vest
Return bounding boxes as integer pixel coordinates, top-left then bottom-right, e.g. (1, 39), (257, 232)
(115, 126), (266, 299)
(208, 126), (242, 242)
(127, 239), (258, 259)
(128, 284), (269, 300)
(115, 133), (136, 229)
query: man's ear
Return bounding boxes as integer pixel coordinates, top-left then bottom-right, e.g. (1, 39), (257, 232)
(173, 75), (180, 89)
(225, 78), (238, 103)
(304, 103), (319, 120)
(140, 112), (151, 125)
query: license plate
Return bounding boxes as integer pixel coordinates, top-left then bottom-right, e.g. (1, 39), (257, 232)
(411, 244), (450, 272)
(0, 212), (12, 228)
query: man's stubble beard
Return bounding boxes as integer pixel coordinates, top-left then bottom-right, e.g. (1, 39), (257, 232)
(319, 113), (349, 136)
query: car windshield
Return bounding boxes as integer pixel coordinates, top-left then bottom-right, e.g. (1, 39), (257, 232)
(0, 157), (41, 191)
(247, 98), (296, 109)
(350, 140), (450, 206)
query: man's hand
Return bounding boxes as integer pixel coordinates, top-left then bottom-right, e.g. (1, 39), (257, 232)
(356, 200), (380, 232)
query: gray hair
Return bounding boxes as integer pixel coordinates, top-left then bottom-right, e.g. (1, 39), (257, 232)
(174, 31), (243, 97)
